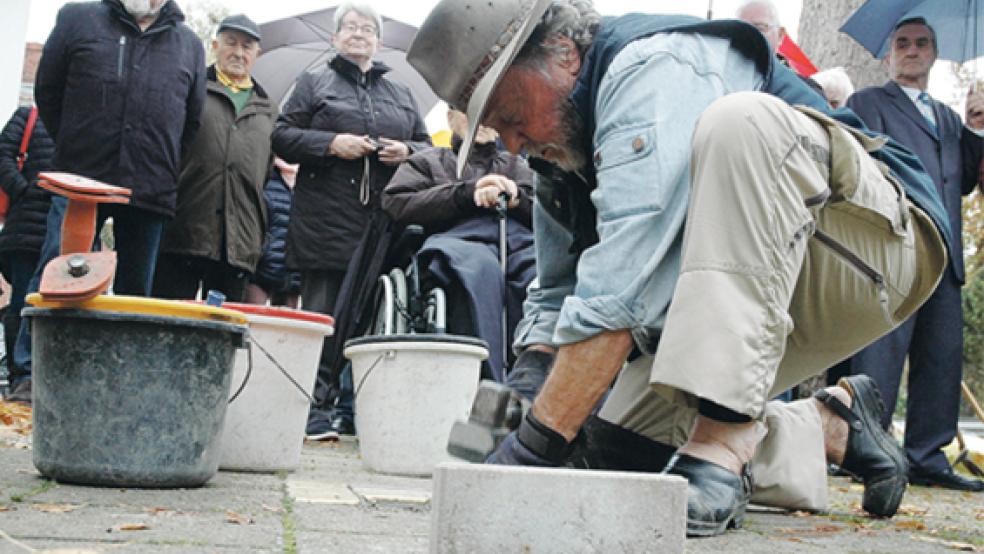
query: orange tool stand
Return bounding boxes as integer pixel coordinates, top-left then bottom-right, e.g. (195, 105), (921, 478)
(35, 172), (131, 303)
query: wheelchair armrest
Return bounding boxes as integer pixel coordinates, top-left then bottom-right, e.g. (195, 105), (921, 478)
(391, 224), (427, 263)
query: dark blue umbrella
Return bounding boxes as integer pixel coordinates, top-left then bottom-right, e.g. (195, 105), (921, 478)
(840, 0), (984, 63)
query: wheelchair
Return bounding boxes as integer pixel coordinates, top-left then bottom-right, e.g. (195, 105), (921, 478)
(368, 225), (447, 336)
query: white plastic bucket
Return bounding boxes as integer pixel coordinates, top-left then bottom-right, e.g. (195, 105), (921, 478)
(344, 335), (488, 476)
(218, 311), (333, 472)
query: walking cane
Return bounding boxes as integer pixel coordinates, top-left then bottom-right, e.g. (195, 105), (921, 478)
(497, 192), (509, 378)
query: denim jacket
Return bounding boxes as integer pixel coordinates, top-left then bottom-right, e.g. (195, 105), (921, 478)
(514, 32), (764, 353)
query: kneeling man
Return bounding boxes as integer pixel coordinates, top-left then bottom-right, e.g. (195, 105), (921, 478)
(408, 0), (950, 536)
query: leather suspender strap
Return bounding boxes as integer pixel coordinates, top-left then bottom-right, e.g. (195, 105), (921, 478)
(17, 105), (38, 172)
(814, 389), (863, 432)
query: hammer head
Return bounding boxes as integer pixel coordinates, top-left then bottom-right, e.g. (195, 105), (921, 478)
(447, 380), (528, 462)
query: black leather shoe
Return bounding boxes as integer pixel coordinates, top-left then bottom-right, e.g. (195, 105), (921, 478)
(4, 379), (31, 404)
(662, 453), (751, 537)
(815, 375), (907, 517)
(910, 467), (984, 492)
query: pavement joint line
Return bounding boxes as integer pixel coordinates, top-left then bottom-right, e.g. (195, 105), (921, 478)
(280, 474), (298, 554)
(8, 477), (55, 503)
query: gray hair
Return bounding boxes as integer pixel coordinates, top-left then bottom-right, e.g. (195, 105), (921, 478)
(893, 17), (938, 55)
(513, 0), (601, 71)
(811, 67), (855, 107)
(333, 2), (383, 38)
(735, 0), (780, 27)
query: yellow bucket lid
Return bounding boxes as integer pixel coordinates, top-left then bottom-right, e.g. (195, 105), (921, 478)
(25, 293), (248, 325)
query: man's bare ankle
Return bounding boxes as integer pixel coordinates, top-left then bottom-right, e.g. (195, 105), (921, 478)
(816, 386), (852, 465)
(677, 416), (764, 475)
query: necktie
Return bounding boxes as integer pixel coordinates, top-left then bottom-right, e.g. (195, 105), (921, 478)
(917, 92), (938, 133)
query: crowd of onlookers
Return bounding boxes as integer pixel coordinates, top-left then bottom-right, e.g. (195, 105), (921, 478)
(0, 0), (982, 504)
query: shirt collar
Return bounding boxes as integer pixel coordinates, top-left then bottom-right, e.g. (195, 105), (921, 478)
(898, 84), (928, 105)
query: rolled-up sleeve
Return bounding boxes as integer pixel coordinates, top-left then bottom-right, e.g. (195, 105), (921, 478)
(551, 34), (747, 353)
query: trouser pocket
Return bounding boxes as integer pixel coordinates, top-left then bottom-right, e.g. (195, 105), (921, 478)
(813, 228), (893, 326)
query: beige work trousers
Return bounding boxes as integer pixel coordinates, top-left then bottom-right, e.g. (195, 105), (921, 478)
(598, 92), (947, 510)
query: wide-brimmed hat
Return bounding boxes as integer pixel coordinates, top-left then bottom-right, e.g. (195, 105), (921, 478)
(408, 0), (552, 176)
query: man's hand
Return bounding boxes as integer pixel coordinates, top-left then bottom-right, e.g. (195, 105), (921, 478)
(967, 90), (984, 131)
(475, 174), (520, 208)
(328, 133), (376, 159)
(377, 137), (410, 165)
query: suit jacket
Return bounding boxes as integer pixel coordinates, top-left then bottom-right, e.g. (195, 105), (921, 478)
(847, 80), (982, 283)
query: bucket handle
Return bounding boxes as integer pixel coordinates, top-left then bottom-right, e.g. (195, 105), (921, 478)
(228, 338), (318, 405)
(228, 342), (253, 404)
(353, 350), (395, 400)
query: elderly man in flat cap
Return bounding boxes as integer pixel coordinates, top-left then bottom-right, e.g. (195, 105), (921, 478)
(153, 14), (277, 302)
(408, 0), (951, 537)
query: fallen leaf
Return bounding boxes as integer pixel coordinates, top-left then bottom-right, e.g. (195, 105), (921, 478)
(262, 504), (285, 514)
(112, 523), (149, 532)
(144, 507), (174, 515)
(0, 401), (32, 435)
(897, 504), (929, 516)
(33, 503), (84, 513)
(911, 535), (977, 552)
(813, 524), (843, 533)
(0, 505), (11, 512)
(225, 510), (254, 525)
(790, 510), (811, 518)
(837, 486), (850, 493)
(894, 520), (927, 531)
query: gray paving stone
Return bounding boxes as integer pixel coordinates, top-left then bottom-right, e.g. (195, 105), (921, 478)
(296, 530), (428, 553)
(292, 502), (430, 536)
(431, 462), (688, 554)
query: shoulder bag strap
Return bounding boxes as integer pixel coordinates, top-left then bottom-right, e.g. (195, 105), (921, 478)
(17, 105), (39, 172)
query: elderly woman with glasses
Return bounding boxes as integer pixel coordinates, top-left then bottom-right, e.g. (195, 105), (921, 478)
(272, 1), (431, 438)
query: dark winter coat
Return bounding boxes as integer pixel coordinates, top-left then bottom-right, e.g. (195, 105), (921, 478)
(382, 137), (535, 233)
(34, 0), (206, 217)
(0, 106), (55, 256)
(159, 66), (277, 272)
(272, 54), (431, 271)
(253, 169), (302, 294)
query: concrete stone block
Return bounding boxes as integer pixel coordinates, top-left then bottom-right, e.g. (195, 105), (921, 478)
(430, 462), (687, 553)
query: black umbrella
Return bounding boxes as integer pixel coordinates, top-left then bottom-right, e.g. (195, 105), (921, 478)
(253, 7), (439, 112)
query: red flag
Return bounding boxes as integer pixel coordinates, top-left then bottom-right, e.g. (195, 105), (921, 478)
(778, 34), (818, 77)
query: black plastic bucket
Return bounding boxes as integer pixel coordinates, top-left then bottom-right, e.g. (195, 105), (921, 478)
(25, 307), (247, 488)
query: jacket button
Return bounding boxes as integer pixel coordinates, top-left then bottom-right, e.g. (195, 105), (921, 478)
(632, 136), (645, 152)
(553, 199), (562, 208)
(309, 172), (316, 178)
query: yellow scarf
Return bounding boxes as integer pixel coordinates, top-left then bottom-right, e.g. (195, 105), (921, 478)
(216, 67), (253, 94)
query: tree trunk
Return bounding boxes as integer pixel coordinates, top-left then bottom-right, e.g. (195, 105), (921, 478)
(798, 0), (890, 91)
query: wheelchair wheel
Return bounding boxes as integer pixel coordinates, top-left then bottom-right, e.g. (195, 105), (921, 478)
(371, 274), (395, 335)
(389, 268), (409, 335)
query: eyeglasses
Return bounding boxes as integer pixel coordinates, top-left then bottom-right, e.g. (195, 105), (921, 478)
(339, 22), (378, 36)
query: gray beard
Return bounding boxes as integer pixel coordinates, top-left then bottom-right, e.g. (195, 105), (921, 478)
(121, 0), (165, 18)
(530, 100), (587, 173)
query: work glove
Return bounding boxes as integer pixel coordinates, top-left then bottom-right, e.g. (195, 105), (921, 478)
(485, 410), (578, 467)
(504, 349), (555, 402)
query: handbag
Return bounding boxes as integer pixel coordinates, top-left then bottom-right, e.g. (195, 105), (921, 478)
(0, 105), (39, 221)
